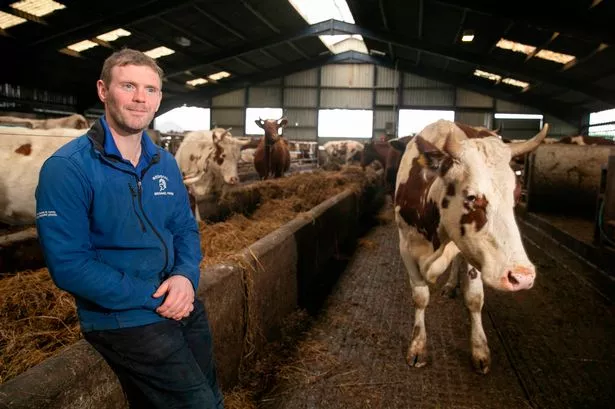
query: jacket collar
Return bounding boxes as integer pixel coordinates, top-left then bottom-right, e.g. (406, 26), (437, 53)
(87, 116), (160, 161)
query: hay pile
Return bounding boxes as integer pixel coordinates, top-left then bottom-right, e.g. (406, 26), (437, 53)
(200, 166), (378, 267)
(0, 166), (379, 384)
(0, 269), (79, 383)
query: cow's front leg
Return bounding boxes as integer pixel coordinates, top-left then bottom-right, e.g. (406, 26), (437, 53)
(461, 262), (490, 374)
(399, 241), (429, 367)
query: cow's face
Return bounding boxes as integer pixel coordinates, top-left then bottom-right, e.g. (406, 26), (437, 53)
(410, 122), (549, 291)
(255, 117), (287, 143)
(361, 141), (379, 168)
(210, 128), (244, 185)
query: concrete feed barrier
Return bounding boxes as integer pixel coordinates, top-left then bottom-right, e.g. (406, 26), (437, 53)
(0, 184), (384, 408)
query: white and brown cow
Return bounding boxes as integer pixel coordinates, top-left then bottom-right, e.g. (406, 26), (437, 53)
(394, 119), (549, 374)
(0, 127), (84, 225)
(174, 127), (249, 219)
(322, 140), (364, 167)
(0, 113), (90, 130)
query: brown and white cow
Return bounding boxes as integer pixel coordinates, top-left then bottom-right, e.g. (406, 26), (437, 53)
(0, 113), (90, 130)
(394, 119), (549, 374)
(174, 127), (249, 219)
(253, 117), (291, 179)
(322, 140), (364, 167)
(0, 126), (84, 225)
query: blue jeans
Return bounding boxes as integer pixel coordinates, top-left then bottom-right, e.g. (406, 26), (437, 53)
(84, 299), (224, 409)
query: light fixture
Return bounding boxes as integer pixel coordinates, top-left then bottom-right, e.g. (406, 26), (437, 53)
(473, 69), (501, 82)
(144, 46), (175, 59)
(461, 29), (475, 42)
(208, 71), (231, 81)
(186, 78), (208, 87)
(175, 36), (191, 47)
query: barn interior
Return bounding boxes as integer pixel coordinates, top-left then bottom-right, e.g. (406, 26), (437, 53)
(1, 1), (615, 408)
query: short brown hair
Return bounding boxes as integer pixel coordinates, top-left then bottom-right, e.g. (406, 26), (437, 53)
(100, 48), (164, 86)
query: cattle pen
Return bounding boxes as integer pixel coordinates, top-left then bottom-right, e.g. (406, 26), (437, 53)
(1, 184), (614, 409)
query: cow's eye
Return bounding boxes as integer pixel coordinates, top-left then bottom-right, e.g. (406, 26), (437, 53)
(221, 154), (226, 159)
(466, 195), (477, 203)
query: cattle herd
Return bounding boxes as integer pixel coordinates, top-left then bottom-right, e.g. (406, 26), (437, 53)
(2, 113), (615, 374)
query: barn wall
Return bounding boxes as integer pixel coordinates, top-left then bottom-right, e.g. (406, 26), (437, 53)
(207, 63), (571, 146)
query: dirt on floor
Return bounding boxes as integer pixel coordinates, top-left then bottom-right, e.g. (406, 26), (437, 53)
(223, 205), (615, 409)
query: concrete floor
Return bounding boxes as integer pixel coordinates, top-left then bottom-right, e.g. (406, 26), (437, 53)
(250, 212), (615, 409)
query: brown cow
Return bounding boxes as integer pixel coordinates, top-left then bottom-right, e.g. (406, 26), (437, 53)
(558, 135), (615, 145)
(254, 117), (291, 179)
(361, 135), (414, 194)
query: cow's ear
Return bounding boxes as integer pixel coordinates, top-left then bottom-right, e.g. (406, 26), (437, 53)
(389, 139), (407, 152)
(278, 117), (288, 128)
(415, 135), (450, 173)
(255, 119), (265, 129)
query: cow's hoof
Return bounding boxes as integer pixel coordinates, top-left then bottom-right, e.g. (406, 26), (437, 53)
(471, 353), (491, 375)
(440, 284), (457, 298)
(406, 347), (428, 368)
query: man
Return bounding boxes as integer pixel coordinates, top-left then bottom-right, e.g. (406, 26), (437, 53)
(35, 48), (224, 409)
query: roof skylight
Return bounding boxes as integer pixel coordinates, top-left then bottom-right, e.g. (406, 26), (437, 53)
(535, 49), (576, 64)
(0, 10), (26, 29)
(473, 69), (501, 82)
(502, 78), (529, 89)
(97, 28), (131, 42)
(186, 78), (209, 87)
(496, 38), (576, 65)
(208, 71), (231, 81)
(496, 39), (536, 55)
(10, 0), (65, 17)
(67, 40), (98, 53)
(288, 0), (368, 55)
(144, 46), (175, 59)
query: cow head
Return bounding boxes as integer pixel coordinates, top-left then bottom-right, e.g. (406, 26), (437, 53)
(255, 117), (288, 144)
(182, 127), (249, 196)
(412, 121), (549, 291)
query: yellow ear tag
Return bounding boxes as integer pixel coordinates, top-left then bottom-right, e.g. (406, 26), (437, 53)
(417, 153), (428, 168)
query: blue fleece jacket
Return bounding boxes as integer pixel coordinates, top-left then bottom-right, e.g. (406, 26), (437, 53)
(35, 117), (202, 332)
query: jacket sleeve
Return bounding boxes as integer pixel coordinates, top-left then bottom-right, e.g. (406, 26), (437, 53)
(166, 159), (203, 291)
(36, 156), (163, 311)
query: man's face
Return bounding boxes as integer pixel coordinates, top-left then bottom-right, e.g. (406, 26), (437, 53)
(97, 64), (162, 134)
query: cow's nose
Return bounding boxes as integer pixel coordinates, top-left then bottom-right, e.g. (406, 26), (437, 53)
(505, 265), (535, 290)
(228, 176), (239, 185)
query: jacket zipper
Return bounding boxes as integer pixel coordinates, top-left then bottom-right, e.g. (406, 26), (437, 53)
(128, 183), (147, 232)
(136, 177), (169, 275)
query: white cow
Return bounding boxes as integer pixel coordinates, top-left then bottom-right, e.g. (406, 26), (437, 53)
(174, 128), (249, 220)
(0, 127), (84, 225)
(240, 148), (256, 164)
(322, 140), (364, 166)
(394, 119), (549, 374)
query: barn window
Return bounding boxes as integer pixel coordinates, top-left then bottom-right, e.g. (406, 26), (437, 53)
(589, 108), (615, 139)
(398, 109), (455, 136)
(318, 109), (373, 138)
(154, 106), (211, 133)
(245, 107), (284, 135)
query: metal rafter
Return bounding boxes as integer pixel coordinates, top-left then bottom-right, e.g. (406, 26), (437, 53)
(163, 19), (615, 105)
(378, 0), (395, 59)
(28, 0), (201, 49)
(160, 50), (581, 124)
(239, 0), (281, 34)
(431, 0), (613, 44)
